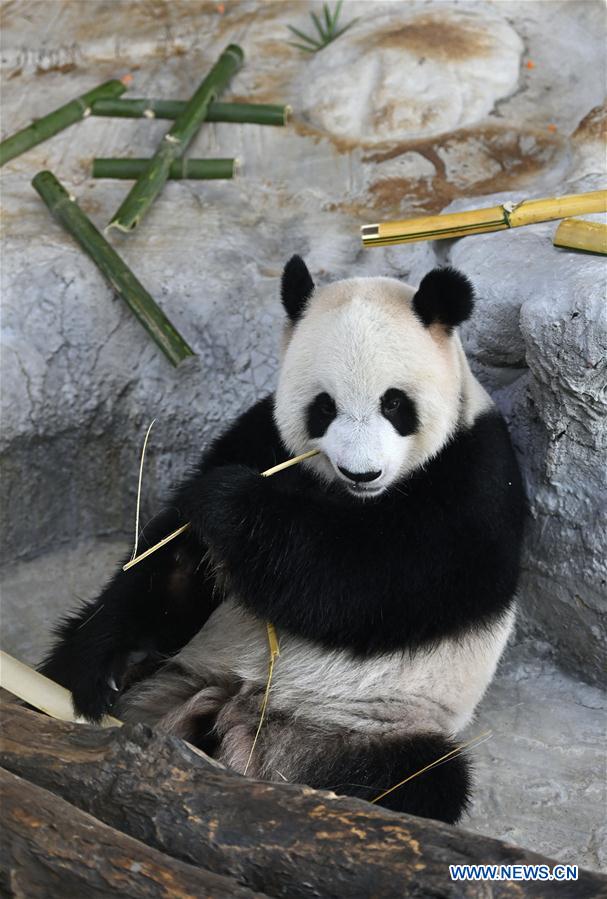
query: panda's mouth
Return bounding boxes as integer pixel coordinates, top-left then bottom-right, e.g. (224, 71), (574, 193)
(346, 482), (384, 499)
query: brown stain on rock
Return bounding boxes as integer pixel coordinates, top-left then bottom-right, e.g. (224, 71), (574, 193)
(361, 125), (563, 217)
(36, 62), (78, 76)
(369, 13), (495, 60)
(572, 103), (607, 142)
(291, 116), (363, 156)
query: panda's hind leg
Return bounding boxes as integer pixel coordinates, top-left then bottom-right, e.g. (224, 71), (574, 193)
(297, 730), (472, 824)
(229, 715), (471, 825)
(117, 660), (239, 755)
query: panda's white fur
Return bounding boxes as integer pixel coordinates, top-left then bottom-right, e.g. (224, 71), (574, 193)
(123, 598), (514, 743)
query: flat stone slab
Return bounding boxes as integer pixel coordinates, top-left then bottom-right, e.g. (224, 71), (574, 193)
(2, 538), (605, 873)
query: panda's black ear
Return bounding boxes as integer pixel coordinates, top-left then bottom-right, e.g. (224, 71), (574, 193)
(281, 255), (315, 322)
(412, 267), (474, 331)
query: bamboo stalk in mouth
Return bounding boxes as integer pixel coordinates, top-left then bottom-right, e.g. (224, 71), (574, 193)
(122, 449), (321, 571)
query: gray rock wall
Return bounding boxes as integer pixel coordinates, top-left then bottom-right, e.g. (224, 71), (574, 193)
(1, 0), (605, 682)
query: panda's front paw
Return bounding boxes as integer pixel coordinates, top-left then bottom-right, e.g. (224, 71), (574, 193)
(41, 643), (128, 723)
(191, 464), (264, 548)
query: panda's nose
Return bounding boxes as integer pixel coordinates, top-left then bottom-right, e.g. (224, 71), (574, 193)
(338, 466), (382, 483)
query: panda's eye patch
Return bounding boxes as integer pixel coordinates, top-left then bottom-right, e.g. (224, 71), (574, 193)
(381, 388), (418, 436)
(306, 392), (337, 438)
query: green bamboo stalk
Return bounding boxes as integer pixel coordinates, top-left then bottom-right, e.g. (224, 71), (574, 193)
(107, 44), (243, 233)
(32, 171), (195, 367)
(92, 157), (235, 179)
(0, 80), (126, 167)
(91, 98), (289, 126)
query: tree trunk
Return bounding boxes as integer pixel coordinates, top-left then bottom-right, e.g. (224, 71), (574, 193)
(0, 768), (267, 899)
(0, 700), (603, 898)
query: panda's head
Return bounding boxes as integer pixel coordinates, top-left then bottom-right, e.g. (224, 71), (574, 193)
(274, 256), (475, 499)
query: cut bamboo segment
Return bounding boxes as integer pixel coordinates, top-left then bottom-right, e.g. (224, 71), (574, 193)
(32, 171), (195, 367)
(507, 193), (607, 227)
(0, 650), (121, 727)
(361, 190), (607, 247)
(0, 79), (126, 167)
(122, 448), (320, 571)
(107, 44), (243, 233)
(93, 157), (235, 180)
(553, 218), (607, 255)
(91, 98), (289, 126)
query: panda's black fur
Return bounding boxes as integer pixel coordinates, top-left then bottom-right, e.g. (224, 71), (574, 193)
(42, 259), (525, 825)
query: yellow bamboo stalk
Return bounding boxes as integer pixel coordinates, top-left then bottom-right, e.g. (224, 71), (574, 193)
(0, 650), (121, 727)
(553, 218), (607, 255)
(243, 622), (281, 776)
(122, 449), (320, 572)
(361, 190), (607, 247)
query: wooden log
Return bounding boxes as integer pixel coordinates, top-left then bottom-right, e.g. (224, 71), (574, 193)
(0, 767), (267, 899)
(0, 701), (603, 899)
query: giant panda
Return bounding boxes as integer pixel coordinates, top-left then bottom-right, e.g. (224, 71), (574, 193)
(42, 257), (525, 824)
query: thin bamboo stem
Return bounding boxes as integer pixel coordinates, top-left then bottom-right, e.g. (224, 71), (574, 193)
(107, 45), (243, 233)
(553, 218), (607, 255)
(362, 191), (607, 247)
(122, 448), (320, 572)
(0, 79), (126, 167)
(91, 98), (289, 126)
(32, 171), (195, 367)
(131, 420), (157, 562)
(243, 622), (280, 776)
(92, 157), (235, 180)
(0, 650), (121, 727)
(370, 731), (492, 804)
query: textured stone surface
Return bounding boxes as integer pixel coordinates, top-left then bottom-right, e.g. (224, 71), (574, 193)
(464, 638), (606, 873)
(1, 537), (605, 872)
(298, 8), (524, 143)
(438, 173), (607, 685)
(0, 3), (605, 695)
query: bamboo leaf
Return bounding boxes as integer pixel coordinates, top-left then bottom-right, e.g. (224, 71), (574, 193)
(331, 0), (343, 31)
(287, 24), (322, 47)
(287, 42), (318, 53)
(330, 17), (360, 42)
(286, 1), (356, 53)
(310, 11), (327, 40)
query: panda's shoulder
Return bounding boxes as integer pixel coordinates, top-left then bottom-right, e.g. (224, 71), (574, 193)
(449, 409), (521, 480)
(425, 408), (525, 515)
(204, 394), (285, 471)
